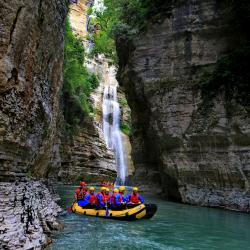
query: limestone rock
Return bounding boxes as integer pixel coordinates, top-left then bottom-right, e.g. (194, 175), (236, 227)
(59, 118), (117, 183)
(0, 181), (62, 250)
(56, 1), (117, 183)
(117, 0), (250, 211)
(0, 0), (68, 180)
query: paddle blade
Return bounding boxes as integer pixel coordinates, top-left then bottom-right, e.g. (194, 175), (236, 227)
(67, 207), (72, 213)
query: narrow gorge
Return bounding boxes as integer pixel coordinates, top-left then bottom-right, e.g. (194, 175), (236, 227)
(0, 0), (250, 249)
(0, 0), (133, 248)
(59, 0), (134, 184)
(117, 0), (250, 211)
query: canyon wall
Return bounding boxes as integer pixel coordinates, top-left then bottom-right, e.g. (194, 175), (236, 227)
(0, 181), (62, 249)
(59, 1), (117, 183)
(117, 0), (250, 211)
(59, 118), (116, 183)
(0, 0), (67, 248)
(0, 0), (67, 180)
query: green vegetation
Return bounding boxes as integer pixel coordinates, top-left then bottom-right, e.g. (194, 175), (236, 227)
(198, 0), (250, 114)
(63, 18), (99, 130)
(120, 123), (131, 136)
(110, 0), (169, 36)
(118, 96), (132, 136)
(88, 2), (117, 61)
(199, 48), (250, 112)
(26, 170), (34, 180)
(88, 0), (169, 63)
(118, 97), (128, 108)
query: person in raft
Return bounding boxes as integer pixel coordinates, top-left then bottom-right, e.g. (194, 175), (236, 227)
(78, 186), (96, 208)
(95, 186), (107, 209)
(110, 186), (127, 210)
(74, 181), (88, 201)
(110, 188), (119, 208)
(126, 187), (144, 206)
(104, 188), (110, 205)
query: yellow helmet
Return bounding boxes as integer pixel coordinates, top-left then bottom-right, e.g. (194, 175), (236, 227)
(100, 186), (106, 191)
(106, 188), (110, 192)
(119, 186), (126, 192)
(133, 187), (138, 192)
(89, 186), (95, 191)
(113, 188), (119, 193)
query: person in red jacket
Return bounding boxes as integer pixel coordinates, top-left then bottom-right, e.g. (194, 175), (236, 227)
(110, 188), (119, 208)
(110, 186), (127, 210)
(74, 181), (87, 201)
(78, 186), (96, 208)
(104, 188), (110, 205)
(126, 187), (144, 205)
(95, 187), (106, 209)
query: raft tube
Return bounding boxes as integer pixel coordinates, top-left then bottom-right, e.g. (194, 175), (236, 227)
(71, 202), (157, 221)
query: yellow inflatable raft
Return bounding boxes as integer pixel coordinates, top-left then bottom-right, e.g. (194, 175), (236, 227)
(71, 202), (157, 221)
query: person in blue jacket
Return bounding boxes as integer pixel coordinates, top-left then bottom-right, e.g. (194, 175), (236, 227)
(78, 186), (96, 208)
(95, 186), (106, 209)
(110, 186), (126, 210)
(110, 188), (119, 207)
(126, 187), (144, 205)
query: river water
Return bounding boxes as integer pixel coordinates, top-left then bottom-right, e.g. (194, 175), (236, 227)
(47, 185), (250, 250)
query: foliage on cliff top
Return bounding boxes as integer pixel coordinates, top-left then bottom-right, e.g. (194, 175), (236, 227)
(88, 1), (117, 61)
(63, 19), (98, 129)
(88, 0), (169, 63)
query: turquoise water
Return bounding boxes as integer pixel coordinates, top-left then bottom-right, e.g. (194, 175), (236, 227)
(48, 185), (250, 250)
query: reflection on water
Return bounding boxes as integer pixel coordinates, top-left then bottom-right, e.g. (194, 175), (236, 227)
(47, 185), (250, 250)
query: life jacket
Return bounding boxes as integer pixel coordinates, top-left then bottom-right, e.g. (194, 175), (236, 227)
(110, 193), (116, 205)
(88, 193), (96, 204)
(104, 194), (110, 203)
(95, 192), (105, 206)
(129, 193), (139, 204)
(77, 188), (87, 201)
(118, 193), (123, 203)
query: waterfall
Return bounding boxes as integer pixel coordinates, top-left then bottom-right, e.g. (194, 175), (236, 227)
(87, 0), (127, 184)
(102, 82), (126, 184)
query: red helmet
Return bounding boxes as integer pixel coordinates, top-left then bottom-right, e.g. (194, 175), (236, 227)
(80, 181), (86, 187)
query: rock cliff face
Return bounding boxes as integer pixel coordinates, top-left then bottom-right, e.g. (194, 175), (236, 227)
(58, 1), (117, 183)
(117, 0), (250, 211)
(59, 118), (116, 183)
(0, 0), (67, 248)
(0, 0), (67, 180)
(117, 89), (135, 178)
(0, 181), (62, 250)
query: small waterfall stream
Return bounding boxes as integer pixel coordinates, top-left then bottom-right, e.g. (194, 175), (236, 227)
(102, 78), (126, 184)
(84, 0), (128, 184)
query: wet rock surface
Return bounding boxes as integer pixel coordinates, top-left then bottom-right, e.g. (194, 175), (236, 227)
(0, 0), (67, 180)
(117, 0), (250, 211)
(0, 181), (62, 250)
(56, 1), (117, 183)
(0, 0), (67, 248)
(59, 119), (117, 183)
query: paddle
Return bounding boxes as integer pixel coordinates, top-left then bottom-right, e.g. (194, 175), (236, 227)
(67, 206), (72, 213)
(105, 202), (109, 217)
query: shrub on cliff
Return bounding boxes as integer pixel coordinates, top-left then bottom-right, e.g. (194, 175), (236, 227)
(88, 0), (118, 62)
(199, 47), (250, 114)
(199, 0), (250, 114)
(89, 0), (171, 63)
(63, 19), (99, 129)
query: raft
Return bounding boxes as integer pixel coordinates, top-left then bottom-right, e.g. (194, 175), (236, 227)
(71, 202), (157, 221)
